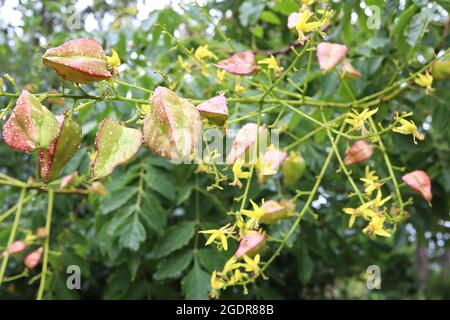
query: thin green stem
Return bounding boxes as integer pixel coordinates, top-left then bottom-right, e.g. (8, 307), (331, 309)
(0, 188), (27, 287)
(37, 190), (54, 300)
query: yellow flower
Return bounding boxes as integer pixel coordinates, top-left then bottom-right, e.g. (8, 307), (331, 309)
(242, 254), (261, 276)
(194, 45), (217, 61)
(414, 72), (434, 94)
(392, 118), (424, 144)
(216, 69), (226, 84)
(210, 271), (225, 299)
(234, 77), (246, 94)
(241, 199), (265, 229)
(343, 201), (377, 228)
(230, 159), (251, 188)
(222, 256), (243, 274)
(295, 9), (325, 41)
(370, 189), (391, 209)
(229, 269), (248, 285)
(178, 55), (192, 73)
(199, 224), (233, 250)
(258, 55), (282, 73)
(363, 215), (391, 237)
(360, 166), (382, 196)
(302, 0), (315, 4)
(345, 108), (378, 135)
(106, 49), (121, 67)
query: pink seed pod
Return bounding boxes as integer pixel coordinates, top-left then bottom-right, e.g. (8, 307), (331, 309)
(216, 51), (258, 75)
(259, 200), (294, 225)
(7, 240), (27, 255)
(316, 42), (348, 73)
(343, 140), (375, 165)
(42, 38), (112, 83)
(402, 170), (432, 203)
(235, 232), (266, 258)
(341, 61), (361, 80)
(24, 247), (44, 270)
(196, 94), (228, 126)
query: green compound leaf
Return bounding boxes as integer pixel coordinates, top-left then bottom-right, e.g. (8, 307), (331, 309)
(181, 261), (210, 300)
(92, 117), (142, 179)
(2, 90), (59, 152)
(154, 250), (193, 281)
(39, 112), (82, 183)
(152, 221), (195, 259)
(143, 86), (202, 161)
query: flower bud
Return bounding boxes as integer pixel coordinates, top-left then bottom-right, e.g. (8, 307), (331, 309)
(235, 231), (266, 258)
(402, 170), (432, 203)
(90, 181), (107, 196)
(60, 171), (79, 189)
(24, 247), (43, 270)
(259, 200), (294, 224)
(343, 140), (375, 165)
(281, 151), (305, 188)
(432, 59), (450, 80)
(42, 38), (112, 83)
(36, 227), (48, 239)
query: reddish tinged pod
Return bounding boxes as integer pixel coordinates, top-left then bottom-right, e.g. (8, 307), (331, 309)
(316, 42), (348, 73)
(226, 123), (267, 165)
(402, 170), (432, 203)
(2, 90), (59, 152)
(216, 51), (258, 75)
(341, 61), (361, 80)
(24, 247), (43, 270)
(196, 94), (228, 126)
(235, 232), (266, 258)
(259, 200), (294, 225)
(42, 38), (112, 83)
(60, 171), (79, 189)
(39, 113), (82, 183)
(143, 86), (203, 161)
(343, 140), (375, 165)
(7, 240), (27, 255)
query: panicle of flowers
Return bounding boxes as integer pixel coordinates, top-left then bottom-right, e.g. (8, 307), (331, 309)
(343, 166), (394, 237)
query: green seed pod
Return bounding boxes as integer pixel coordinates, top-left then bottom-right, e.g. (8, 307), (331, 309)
(281, 151), (306, 188)
(432, 60), (450, 80)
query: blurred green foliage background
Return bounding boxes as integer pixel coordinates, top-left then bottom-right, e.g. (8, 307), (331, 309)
(0, 0), (449, 299)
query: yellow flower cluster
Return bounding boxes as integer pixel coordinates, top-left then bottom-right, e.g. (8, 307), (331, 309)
(343, 166), (392, 237)
(210, 254), (261, 299)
